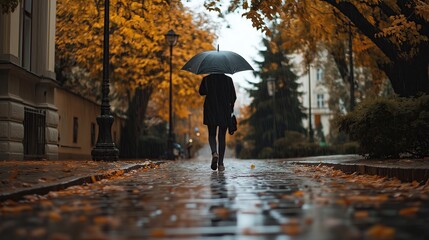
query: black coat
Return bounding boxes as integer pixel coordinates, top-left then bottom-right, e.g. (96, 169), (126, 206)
(199, 74), (236, 127)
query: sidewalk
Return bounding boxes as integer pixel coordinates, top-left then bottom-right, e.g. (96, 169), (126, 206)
(0, 159), (159, 202)
(289, 154), (429, 183)
(1, 154), (429, 203)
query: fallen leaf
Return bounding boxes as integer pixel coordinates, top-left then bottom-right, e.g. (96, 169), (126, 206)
(21, 182), (32, 187)
(354, 210), (369, 219)
(150, 228), (166, 238)
(38, 177), (47, 183)
(91, 176), (97, 183)
(70, 215), (87, 223)
(15, 228), (27, 236)
(293, 191), (304, 197)
(411, 180), (420, 188)
(1, 204), (32, 213)
(8, 169), (19, 179)
(39, 200), (54, 208)
(281, 219), (301, 236)
(366, 224), (395, 240)
(304, 217), (313, 225)
(268, 202), (278, 209)
(241, 227), (258, 235)
(48, 232), (71, 240)
(212, 207), (230, 218)
(93, 216), (120, 227)
(399, 207), (419, 216)
(48, 211), (62, 221)
(31, 228), (46, 237)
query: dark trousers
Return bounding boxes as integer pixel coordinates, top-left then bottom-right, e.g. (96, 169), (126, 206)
(207, 125), (227, 163)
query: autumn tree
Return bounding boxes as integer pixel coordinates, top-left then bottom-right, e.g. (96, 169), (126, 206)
(56, 0), (216, 157)
(204, 0), (429, 97)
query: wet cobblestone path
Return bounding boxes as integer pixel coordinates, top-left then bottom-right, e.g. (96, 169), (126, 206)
(1, 158), (429, 239)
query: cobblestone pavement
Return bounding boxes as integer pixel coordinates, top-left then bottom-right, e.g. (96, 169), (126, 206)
(1, 158), (429, 240)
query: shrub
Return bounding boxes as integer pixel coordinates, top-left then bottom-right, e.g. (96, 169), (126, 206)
(238, 147), (253, 159)
(258, 147), (274, 159)
(338, 95), (429, 158)
(272, 131), (343, 158)
(341, 142), (360, 154)
(138, 135), (166, 159)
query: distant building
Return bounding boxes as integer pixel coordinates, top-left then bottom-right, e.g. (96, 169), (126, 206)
(297, 65), (333, 143)
(0, 0), (58, 160)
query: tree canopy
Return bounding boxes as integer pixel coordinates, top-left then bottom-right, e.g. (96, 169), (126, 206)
(205, 0), (429, 97)
(56, 0), (217, 157)
(57, 0), (216, 118)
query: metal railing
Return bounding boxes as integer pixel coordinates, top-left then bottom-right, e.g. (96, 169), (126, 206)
(24, 107), (46, 159)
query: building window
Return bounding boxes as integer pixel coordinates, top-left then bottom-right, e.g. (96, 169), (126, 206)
(22, 0), (32, 70)
(317, 94), (325, 108)
(316, 68), (323, 82)
(73, 117), (78, 143)
(91, 122), (96, 146)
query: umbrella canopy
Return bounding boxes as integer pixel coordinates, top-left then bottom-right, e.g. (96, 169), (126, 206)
(181, 50), (254, 75)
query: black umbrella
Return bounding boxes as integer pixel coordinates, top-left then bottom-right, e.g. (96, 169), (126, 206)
(181, 49), (254, 75)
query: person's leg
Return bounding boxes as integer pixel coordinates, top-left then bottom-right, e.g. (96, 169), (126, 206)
(208, 125), (218, 170)
(217, 126), (227, 171)
(207, 125), (217, 154)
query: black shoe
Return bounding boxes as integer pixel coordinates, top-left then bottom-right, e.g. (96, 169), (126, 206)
(218, 163), (225, 171)
(211, 153), (219, 170)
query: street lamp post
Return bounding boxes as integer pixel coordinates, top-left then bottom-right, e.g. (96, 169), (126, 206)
(91, 0), (119, 161)
(165, 29), (179, 160)
(267, 77), (276, 146)
(349, 21), (355, 111)
(308, 64), (314, 143)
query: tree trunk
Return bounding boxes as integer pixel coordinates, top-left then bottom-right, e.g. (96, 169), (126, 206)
(322, 0), (429, 97)
(382, 51), (429, 97)
(119, 86), (153, 158)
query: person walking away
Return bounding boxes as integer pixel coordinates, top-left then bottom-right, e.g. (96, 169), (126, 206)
(199, 74), (236, 171)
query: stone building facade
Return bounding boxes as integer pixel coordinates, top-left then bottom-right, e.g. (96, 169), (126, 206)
(297, 65), (333, 143)
(0, 0), (58, 160)
(55, 88), (124, 160)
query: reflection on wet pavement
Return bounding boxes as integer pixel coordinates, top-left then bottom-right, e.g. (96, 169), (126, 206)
(1, 158), (429, 239)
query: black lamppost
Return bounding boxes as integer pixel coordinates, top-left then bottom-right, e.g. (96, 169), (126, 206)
(349, 21), (355, 111)
(165, 29), (179, 160)
(91, 0), (119, 161)
(308, 64), (314, 143)
(267, 76), (276, 145)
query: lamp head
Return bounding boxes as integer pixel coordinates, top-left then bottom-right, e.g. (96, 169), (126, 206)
(165, 29), (179, 46)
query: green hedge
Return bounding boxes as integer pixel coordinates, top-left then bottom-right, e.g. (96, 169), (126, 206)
(138, 135), (166, 159)
(237, 130), (359, 159)
(338, 95), (429, 158)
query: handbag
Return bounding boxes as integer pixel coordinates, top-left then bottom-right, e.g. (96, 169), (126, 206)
(228, 113), (237, 135)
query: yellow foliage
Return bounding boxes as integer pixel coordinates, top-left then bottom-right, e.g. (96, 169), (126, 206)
(56, 0), (216, 123)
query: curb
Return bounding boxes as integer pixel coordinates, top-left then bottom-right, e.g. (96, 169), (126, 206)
(293, 162), (429, 183)
(0, 162), (161, 202)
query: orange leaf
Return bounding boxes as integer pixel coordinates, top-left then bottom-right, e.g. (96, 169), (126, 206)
(399, 207), (419, 216)
(366, 224), (395, 240)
